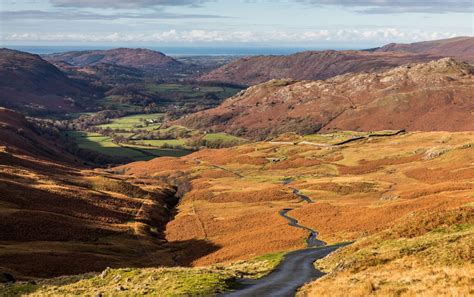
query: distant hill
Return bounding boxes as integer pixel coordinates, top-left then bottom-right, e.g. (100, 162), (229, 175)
(0, 49), (96, 115)
(45, 48), (183, 73)
(181, 58), (474, 139)
(375, 36), (474, 63)
(199, 37), (474, 86)
(198, 50), (437, 86)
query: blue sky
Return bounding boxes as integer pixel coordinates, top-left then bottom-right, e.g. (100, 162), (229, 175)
(0, 0), (473, 47)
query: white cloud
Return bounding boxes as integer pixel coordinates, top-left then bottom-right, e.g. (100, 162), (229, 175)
(1, 29), (461, 44)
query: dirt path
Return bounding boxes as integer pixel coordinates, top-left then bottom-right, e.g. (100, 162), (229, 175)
(223, 244), (349, 297)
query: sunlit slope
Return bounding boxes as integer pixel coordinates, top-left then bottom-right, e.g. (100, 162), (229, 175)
(118, 131), (473, 266)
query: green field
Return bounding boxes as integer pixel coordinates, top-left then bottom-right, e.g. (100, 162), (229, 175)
(67, 112), (247, 162)
(202, 133), (245, 142)
(97, 113), (165, 130)
(66, 131), (192, 161)
(140, 139), (187, 147)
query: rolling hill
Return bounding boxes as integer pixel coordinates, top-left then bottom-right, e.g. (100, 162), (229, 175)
(181, 58), (474, 139)
(45, 48), (183, 74)
(199, 50), (437, 86)
(375, 36), (474, 63)
(199, 37), (474, 86)
(0, 49), (96, 115)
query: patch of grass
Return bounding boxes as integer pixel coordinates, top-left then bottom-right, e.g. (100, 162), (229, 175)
(203, 133), (245, 142)
(140, 139), (187, 147)
(97, 113), (165, 130)
(1, 251), (287, 296)
(66, 130), (193, 161)
(0, 283), (39, 297)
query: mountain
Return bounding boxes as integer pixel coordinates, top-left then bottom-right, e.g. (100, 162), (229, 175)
(180, 58), (474, 139)
(0, 49), (96, 115)
(199, 37), (474, 86)
(198, 50), (438, 86)
(45, 48), (183, 73)
(375, 36), (474, 63)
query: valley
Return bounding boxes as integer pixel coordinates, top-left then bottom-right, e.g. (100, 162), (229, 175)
(0, 36), (473, 296)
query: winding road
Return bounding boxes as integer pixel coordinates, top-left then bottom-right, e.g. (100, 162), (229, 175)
(280, 209), (326, 248)
(191, 162), (348, 296)
(223, 188), (347, 297)
(223, 244), (349, 297)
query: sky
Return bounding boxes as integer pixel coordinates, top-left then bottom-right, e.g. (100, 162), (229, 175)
(0, 0), (473, 48)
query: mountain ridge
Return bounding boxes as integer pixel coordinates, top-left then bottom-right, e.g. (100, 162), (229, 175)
(0, 48), (97, 115)
(180, 58), (474, 139)
(199, 37), (474, 86)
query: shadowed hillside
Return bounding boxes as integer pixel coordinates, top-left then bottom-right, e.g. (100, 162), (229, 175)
(0, 109), (218, 280)
(0, 49), (97, 115)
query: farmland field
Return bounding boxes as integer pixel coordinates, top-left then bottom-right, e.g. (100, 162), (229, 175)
(66, 131), (192, 160)
(97, 113), (165, 130)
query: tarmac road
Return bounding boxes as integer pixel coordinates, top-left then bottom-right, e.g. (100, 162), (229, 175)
(223, 243), (349, 297)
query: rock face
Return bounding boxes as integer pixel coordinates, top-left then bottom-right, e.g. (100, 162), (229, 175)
(45, 48), (182, 72)
(180, 58), (474, 139)
(199, 37), (474, 86)
(0, 49), (95, 114)
(375, 36), (474, 63)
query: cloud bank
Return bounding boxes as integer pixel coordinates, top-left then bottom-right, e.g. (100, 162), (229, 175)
(2, 28), (459, 44)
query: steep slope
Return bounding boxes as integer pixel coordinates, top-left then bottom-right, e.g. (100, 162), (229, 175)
(180, 58), (474, 139)
(0, 108), (76, 163)
(375, 36), (474, 63)
(199, 50), (437, 86)
(0, 109), (194, 279)
(0, 49), (95, 115)
(45, 48), (182, 73)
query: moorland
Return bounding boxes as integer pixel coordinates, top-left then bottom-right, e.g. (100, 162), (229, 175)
(0, 36), (473, 296)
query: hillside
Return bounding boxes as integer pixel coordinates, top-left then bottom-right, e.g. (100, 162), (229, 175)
(375, 36), (474, 63)
(0, 49), (95, 115)
(0, 108), (76, 162)
(199, 50), (437, 86)
(114, 130), (473, 295)
(181, 58), (474, 139)
(0, 109), (189, 280)
(45, 48), (183, 73)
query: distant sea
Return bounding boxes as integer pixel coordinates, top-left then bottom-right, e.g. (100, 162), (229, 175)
(2, 45), (362, 56)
